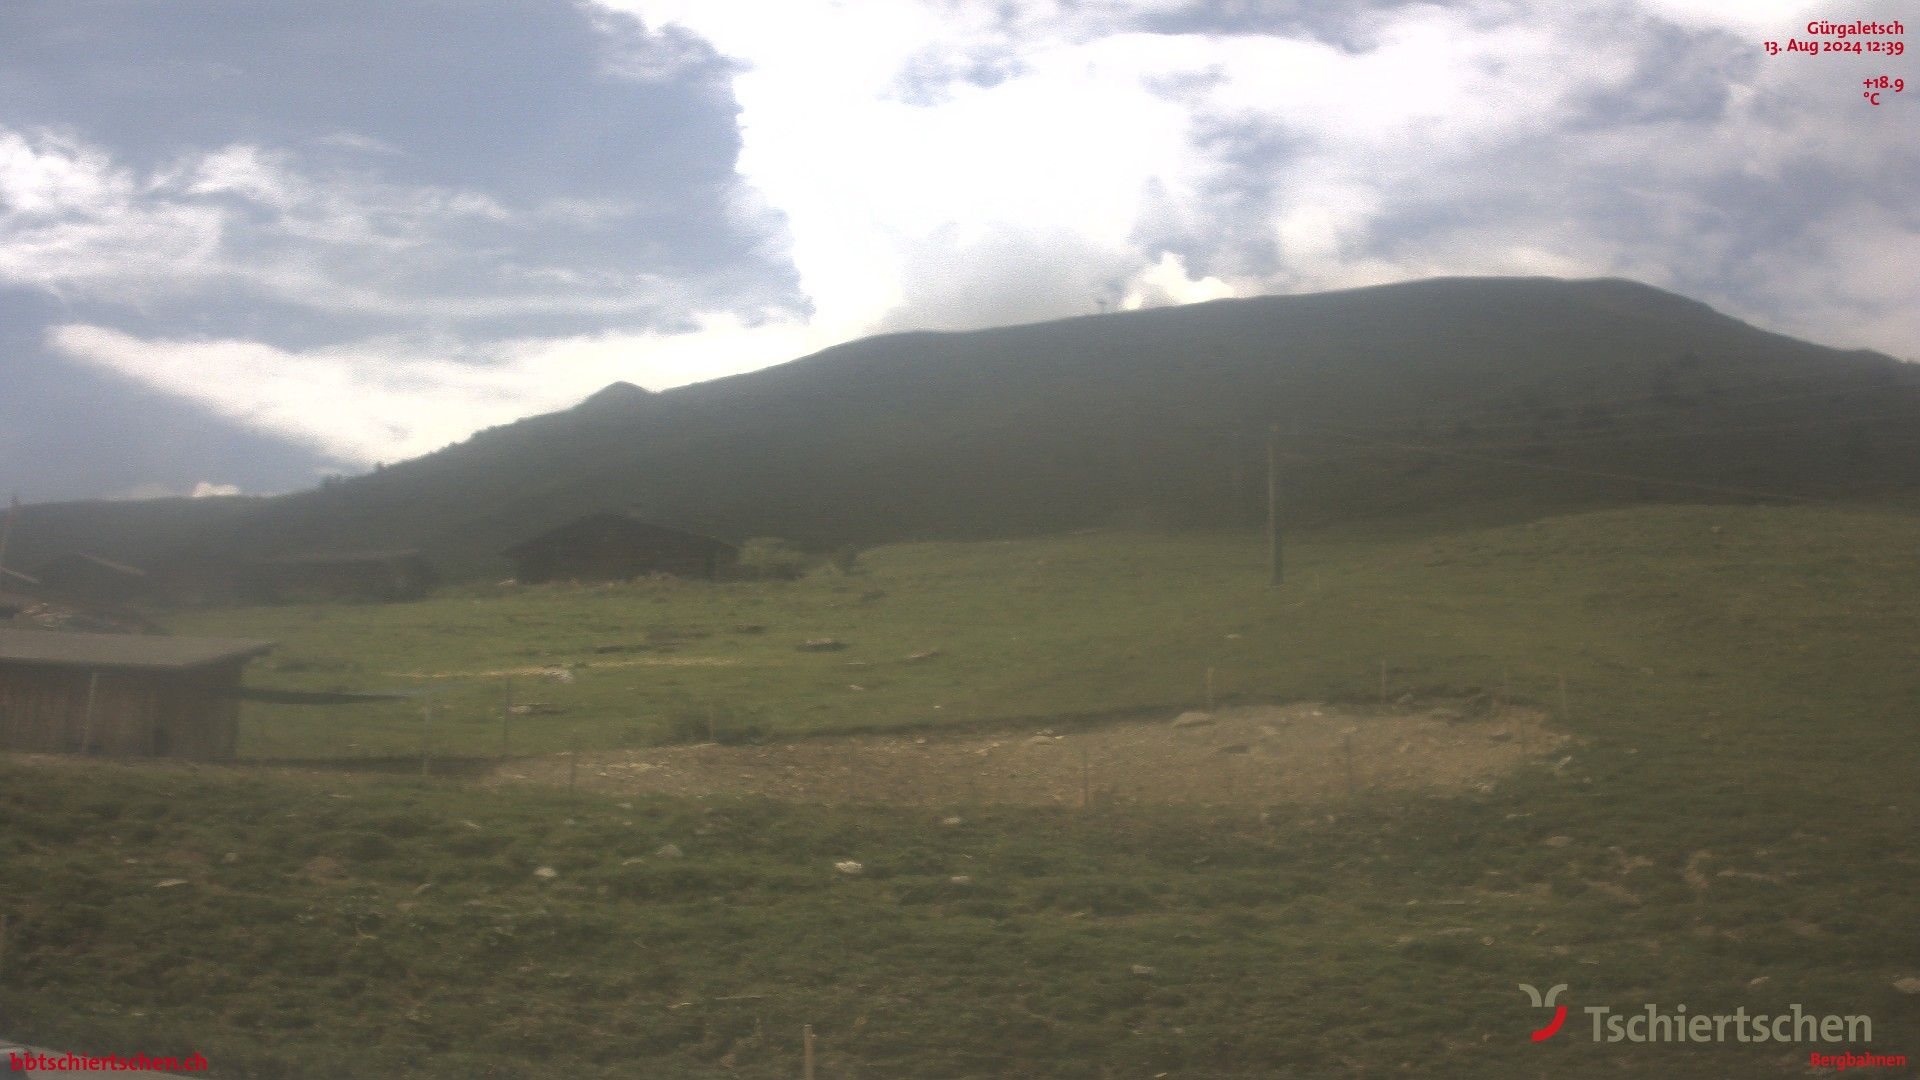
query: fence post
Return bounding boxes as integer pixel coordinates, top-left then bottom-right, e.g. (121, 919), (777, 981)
(500, 678), (513, 761)
(420, 695), (433, 777)
(80, 671), (101, 755)
(1343, 733), (1357, 797)
(568, 727), (579, 792)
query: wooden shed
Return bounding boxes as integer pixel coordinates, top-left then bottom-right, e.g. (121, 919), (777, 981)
(504, 512), (737, 583)
(0, 629), (274, 760)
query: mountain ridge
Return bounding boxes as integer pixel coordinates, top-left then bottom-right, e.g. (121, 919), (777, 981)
(10, 275), (1916, 578)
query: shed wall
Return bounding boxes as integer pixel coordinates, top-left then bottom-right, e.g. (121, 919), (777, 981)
(0, 662), (241, 760)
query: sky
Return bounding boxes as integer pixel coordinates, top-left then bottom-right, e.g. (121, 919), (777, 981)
(1, 0), (1913, 501)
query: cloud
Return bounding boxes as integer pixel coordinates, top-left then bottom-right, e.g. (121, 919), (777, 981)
(47, 317), (831, 466)
(103, 480), (244, 501)
(600, 0), (1915, 358)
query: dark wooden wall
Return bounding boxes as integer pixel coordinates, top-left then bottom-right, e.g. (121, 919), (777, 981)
(513, 544), (719, 584)
(0, 662), (241, 760)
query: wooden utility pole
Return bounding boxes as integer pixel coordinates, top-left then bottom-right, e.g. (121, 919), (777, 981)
(80, 672), (101, 755)
(0, 494), (18, 572)
(1266, 425), (1284, 587)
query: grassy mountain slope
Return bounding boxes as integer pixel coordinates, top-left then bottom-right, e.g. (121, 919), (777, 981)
(14, 276), (1918, 577)
(6, 503), (1918, 1077)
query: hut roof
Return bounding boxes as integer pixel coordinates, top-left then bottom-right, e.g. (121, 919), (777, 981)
(502, 511), (735, 558)
(0, 566), (40, 588)
(0, 628), (275, 671)
(37, 552), (148, 578)
(253, 549), (424, 566)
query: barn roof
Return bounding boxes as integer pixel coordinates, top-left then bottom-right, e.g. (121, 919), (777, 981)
(0, 628), (275, 671)
(252, 549), (425, 566)
(0, 566), (40, 587)
(36, 552), (147, 578)
(502, 511), (735, 558)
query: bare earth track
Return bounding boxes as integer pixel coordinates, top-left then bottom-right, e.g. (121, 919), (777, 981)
(497, 701), (1566, 808)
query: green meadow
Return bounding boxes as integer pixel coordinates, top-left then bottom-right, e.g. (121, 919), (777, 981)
(3, 503), (1918, 1076)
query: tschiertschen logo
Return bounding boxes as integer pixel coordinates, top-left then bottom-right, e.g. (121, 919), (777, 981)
(1519, 981), (1890, 1052)
(1519, 983), (1569, 1042)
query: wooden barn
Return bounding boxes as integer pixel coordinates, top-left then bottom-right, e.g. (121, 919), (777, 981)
(504, 512), (737, 583)
(0, 629), (274, 760)
(32, 552), (151, 606)
(243, 550), (439, 603)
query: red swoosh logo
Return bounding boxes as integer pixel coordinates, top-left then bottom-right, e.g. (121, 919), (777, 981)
(1531, 1005), (1568, 1042)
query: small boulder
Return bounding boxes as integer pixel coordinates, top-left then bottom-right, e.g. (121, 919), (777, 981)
(834, 860), (864, 876)
(1172, 711), (1215, 729)
(654, 843), (684, 859)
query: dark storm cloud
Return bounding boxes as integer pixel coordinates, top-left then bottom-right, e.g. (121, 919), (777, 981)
(0, 0), (802, 339)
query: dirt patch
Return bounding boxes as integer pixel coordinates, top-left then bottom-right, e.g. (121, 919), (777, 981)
(495, 701), (1565, 809)
(392, 656), (740, 679)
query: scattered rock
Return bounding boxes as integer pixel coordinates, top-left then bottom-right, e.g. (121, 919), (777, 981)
(904, 649), (942, 663)
(1748, 976), (1771, 989)
(154, 879), (189, 889)
(1130, 964), (1157, 977)
(1714, 869), (1786, 884)
(541, 668), (574, 683)
(301, 856), (348, 884)
(940, 816), (964, 827)
(798, 638), (848, 652)
(1893, 977), (1920, 995)
(1027, 735), (1059, 746)
(949, 875), (973, 886)
(1683, 851), (1713, 891)
(1586, 881), (1643, 906)
(1541, 835), (1574, 848)
(654, 843), (684, 859)
(834, 860), (864, 876)
(509, 702), (565, 716)
(1172, 711), (1215, 728)
(533, 866), (558, 880)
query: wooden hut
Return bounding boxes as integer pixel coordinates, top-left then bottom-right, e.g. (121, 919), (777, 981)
(0, 629), (274, 760)
(504, 512), (737, 583)
(243, 550), (438, 603)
